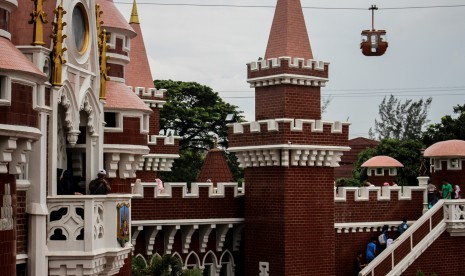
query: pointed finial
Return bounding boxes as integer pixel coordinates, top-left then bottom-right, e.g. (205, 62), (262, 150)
(129, 0), (140, 24)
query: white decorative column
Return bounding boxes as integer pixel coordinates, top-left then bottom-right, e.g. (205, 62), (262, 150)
(418, 176), (430, 214)
(27, 110), (49, 276)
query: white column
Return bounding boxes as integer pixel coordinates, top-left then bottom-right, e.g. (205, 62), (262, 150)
(27, 110), (49, 276)
(418, 176), (429, 214)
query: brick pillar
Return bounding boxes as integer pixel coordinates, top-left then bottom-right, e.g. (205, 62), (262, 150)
(244, 167), (335, 275)
(0, 174), (17, 275)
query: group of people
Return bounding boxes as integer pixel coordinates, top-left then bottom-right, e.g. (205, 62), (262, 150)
(353, 219), (409, 275)
(427, 178), (461, 208)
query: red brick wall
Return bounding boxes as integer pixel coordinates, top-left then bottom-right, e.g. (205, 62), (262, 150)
(104, 117), (146, 145)
(244, 166), (335, 276)
(255, 85), (321, 120)
(149, 107), (160, 135)
(135, 171), (157, 182)
(148, 141), (180, 155)
(0, 83), (38, 128)
(108, 176), (133, 194)
(131, 186), (243, 221)
(0, 174), (16, 276)
(367, 170), (397, 186)
(431, 160), (465, 190)
(117, 255), (131, 276)
(402, 232), (465, 276)
(228, 123), (349, 148)
(335, 189), (424, 223)
(16, 190), (27, 254)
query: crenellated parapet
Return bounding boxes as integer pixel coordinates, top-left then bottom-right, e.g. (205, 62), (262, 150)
(131, 182), (244, 222)
(134, 182), (244, 199)
(247, 57), (329, 88)
(228, 118), (349, 168)
(335, 186), (426, 224)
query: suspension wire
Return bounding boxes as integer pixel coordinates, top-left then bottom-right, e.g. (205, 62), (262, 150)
(114, 2), (465, 10)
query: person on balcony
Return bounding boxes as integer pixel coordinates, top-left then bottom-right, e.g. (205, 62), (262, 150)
(89, 169), (111, 195)
(453, 184), (461, 199)
(441, 179), (453, 199)
(57, 169), (82, 195)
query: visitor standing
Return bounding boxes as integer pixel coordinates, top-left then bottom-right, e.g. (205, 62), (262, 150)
(454, 184), (461, 199)
(398, 218), (408, 235)
(366, 237), (377, 264)
(427, 180), (437, 208)
(353, 251), (366, 275)
(441, 179), (453, 199)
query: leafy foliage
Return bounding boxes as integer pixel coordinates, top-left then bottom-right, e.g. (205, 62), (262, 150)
(373, 95), (432, 140)
(157, 79), (243, 150)
(353, 139), (424, 185)
(156, 79), (244, 183)
(132, 254), (203, 276)
(423, 103), (465, 146)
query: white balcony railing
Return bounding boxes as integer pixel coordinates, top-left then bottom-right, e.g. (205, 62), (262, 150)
(359, 199), (465, 276)
(47, 194), (132, 276)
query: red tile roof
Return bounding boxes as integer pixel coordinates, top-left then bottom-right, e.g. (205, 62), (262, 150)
(265, 0), (313, 60)
(96, 0), (136, 37)
(197, 148), (234, 185)
(126, 22), (156, 91)
(361, 156), (404, 168)
(424, 140), (465, 158)
(105, 80), (152, 112)
(0, 37), (46, 78)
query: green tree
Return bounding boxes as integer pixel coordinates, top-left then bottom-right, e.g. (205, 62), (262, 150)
(157, 79), (243, 150)
(156, 80), (244, 183)
(423, 103), (465, 146)
(353, 139), (424, 185)
(373, 95), (432, 140)
(132, 254), (203, 276)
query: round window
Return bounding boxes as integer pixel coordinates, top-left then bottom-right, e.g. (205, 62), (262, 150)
(72, 4), (89, 53)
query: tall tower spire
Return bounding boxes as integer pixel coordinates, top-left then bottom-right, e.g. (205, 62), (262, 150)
(265, 0), (313, 59)
(129, 0), (139, 24)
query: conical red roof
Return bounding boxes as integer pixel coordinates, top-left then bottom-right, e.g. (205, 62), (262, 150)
(126, 18), (156, 91)
(197, 148), (234, 185)
(265, 0), (313, 60)
(96, 0), (136, 37)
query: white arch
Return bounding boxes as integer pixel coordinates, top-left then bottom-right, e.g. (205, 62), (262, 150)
(133, 254), (148, 267)
(184, 251), (201, 269)
(171, 252), (183, 266)
(202, 250), (219, 268)
(219, 250), (235, 266)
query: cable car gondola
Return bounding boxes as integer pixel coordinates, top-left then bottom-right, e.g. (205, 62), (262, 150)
(361, 5), (388, 56)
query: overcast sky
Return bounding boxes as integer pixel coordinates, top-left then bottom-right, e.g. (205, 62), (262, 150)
(115, 0), (465, 139)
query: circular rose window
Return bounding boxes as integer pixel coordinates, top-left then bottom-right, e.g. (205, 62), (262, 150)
(72, 4), (89, 53)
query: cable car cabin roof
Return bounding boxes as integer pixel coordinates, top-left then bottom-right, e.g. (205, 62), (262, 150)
(361, 29), (387, 35)
(360, 30), (388, 56)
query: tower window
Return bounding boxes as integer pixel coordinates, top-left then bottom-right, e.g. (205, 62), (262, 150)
(0, 75), (11, 104)
(104, 112), (118, 128)
(0, 8), (9, 32)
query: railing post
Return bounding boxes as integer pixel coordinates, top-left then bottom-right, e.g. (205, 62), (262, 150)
(84, 198), (94, 252)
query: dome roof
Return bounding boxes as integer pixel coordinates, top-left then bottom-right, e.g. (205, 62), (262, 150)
(361, 155), (404, 168)
(105, 81), (152, 113)
(424, 140), (465, 158)
(96, 0), (136, 37)
(0, 37), (46, 78)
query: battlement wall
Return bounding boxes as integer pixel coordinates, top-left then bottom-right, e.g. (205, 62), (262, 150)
(247, 57), (329, 89)
(335, 186), (426, 223)
(129, 86), (166, 101)
(228, 119), (349, 148)
(131, 182), (244, 221)
(147, 135), (181, 155)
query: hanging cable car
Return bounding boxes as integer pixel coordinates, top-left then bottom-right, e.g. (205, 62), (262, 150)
(361, 5), (388, 56)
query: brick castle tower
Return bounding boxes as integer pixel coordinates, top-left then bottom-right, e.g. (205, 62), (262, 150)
(228, 0), (350, 274)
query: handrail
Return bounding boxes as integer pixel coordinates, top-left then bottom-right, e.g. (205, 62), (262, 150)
(359, 200), (445, 276)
